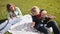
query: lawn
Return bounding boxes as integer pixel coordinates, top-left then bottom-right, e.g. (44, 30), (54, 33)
(0, 0), (60, 34)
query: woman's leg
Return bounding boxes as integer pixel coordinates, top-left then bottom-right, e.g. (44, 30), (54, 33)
(0, 18), (21, 33)
(40, 27), (51, 34)
(47, 21), (60, 34)
(0, 20), (8, 30)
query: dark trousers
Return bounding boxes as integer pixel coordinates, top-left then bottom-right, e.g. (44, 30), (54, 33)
(36, 26), (51, 34)
(35, 24), (51, 34)
(35, 21), (60, 34)
(47, 21), (60, 34)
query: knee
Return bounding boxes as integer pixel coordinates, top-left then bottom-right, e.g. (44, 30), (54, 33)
(49, 20), (57, 25)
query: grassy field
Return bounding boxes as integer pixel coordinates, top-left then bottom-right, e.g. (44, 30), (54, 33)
(0, 0), (60, 34)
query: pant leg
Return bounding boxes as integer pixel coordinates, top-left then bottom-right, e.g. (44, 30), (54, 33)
(34, 24), (51, 34)
(1, 18), (21, 33)
(0, 20), (8, 30)
(47, 21), (60, 34)
(39, 27), (51, 34)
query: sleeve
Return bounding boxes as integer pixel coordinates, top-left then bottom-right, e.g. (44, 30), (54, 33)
(45, 17), (51, 21)
(32, 16), (35, 22)
(7, 13), (12, 19)
(16, 7), (23, 17)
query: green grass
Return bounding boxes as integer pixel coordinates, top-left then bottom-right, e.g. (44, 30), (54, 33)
(0, 0), (60, 34)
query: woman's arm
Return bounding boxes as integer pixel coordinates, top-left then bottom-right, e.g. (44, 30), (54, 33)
(48, 15), (56, 19)
(46, 15), (56, 19)
(7, 13), (12, 20)
(16, 7), (22, 17)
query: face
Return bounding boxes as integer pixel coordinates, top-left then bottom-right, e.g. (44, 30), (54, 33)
(9, 5), (15, 11)
(40, 10), (47, 17)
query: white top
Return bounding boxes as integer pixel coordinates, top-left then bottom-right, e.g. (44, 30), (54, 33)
(8, 7), (22, 18)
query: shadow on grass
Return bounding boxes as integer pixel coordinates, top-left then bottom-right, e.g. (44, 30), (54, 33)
(5, 31), (12, 34)
(0, 19), (7, 24)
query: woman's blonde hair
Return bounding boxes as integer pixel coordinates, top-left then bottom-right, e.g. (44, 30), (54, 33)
(31, 6), (40, 16)
(31, 6), (40, 12)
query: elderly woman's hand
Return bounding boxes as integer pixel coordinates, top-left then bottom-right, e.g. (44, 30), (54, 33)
(49, 15), (56, 19)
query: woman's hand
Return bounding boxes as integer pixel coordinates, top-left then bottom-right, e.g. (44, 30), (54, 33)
(7, 17), (12, 21)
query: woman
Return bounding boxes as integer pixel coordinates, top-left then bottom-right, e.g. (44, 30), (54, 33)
(31, 6), (60, 34)
(0, 4), (23, 34)
(7, 4), (22, 20)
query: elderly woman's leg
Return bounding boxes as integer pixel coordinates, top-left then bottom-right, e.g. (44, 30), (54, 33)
(47, 21), (60, 34)
(39, 27), (51, 34)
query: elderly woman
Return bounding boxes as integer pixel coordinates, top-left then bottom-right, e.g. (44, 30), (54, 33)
(0, 4), (22, 34)
(31, 6), (60, 34)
